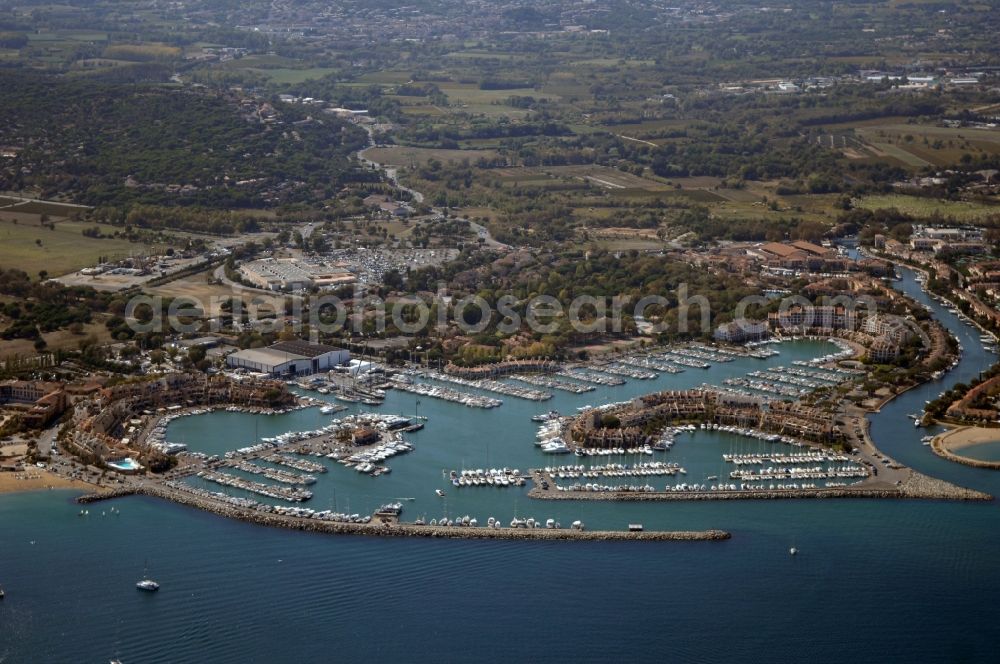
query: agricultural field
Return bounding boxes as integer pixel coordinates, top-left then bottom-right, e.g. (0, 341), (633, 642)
(247, 67), (339, 84)
(857, 194), (1000, 221)
(828, 123), (1000, 169)
(436, 83), (549, 116)
(363, 146), (499, 167)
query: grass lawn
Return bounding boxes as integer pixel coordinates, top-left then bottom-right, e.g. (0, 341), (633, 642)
(0, 214), (159, 278)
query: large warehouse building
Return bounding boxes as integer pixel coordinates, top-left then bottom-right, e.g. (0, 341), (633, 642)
(225, 341), (350, 376)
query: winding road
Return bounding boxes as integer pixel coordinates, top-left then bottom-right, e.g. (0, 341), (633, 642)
(358, 133), (511, 251)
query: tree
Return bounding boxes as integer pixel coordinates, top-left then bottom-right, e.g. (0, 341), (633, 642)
(187, 346), (206, 364)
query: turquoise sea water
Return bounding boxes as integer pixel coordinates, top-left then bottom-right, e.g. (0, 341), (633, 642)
(2, 267), (1000, 663)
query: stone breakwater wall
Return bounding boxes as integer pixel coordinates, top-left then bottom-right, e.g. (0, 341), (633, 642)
(931, 435), (1000, 470)
(76, 486), (730, 542)
(529, 472), (991, 502)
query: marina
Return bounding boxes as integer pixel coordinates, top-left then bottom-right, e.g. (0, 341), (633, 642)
(416, 369), (553, 401)
(592, 364), (658, 380)
(555, 369), (626, 386)
(388, 378), (503, 408)
(510, 374), (596, 394)
(660, 354), (711, 369)
(616, 356), (684, 373)
(447, 468), (527, 488)
(196, 470), (314, 502)
(5, 267), (1000, 663)
(222, 460), (318, 485)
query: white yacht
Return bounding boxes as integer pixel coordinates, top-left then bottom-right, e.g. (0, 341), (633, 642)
(136, 579), (159, 592)
(136, 561), (159, 591)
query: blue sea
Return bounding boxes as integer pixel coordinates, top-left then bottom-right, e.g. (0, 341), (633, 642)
(2, 267), (999, 663)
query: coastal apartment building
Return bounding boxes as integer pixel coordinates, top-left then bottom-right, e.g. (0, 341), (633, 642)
(0, 380), (68, 429)
(909, 226), (987, 255)
(867, 338), (901, 363)
(713, 319), (769, 343)
(863, 314), (914, 345)
(568, 389), (837, 448)
(768, 305), (857, 332)
(97, 373), (293, 416)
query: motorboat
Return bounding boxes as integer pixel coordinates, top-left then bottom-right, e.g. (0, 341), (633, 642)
(136, 579), (159, 592)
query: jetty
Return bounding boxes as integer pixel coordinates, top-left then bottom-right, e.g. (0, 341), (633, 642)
(419, 370), (552, 401)
(76, 486), (731, 542)
(527, 468), (991, 502)
(511, 374), (596, 394)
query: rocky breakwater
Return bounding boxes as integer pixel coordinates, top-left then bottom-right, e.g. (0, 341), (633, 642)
(529, 470), (992, 502)
(77, 484), (730, 542)
(931, 431), (1000, 471)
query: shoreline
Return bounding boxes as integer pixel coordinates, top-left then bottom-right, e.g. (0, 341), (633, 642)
(932, 426), (1000, 470)
(0, 469), (96, 496)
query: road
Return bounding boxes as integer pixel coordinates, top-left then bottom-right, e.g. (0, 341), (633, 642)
(358, 134), (511, 251)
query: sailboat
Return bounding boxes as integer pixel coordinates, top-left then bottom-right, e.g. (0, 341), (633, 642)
(136, 560), (159, 592)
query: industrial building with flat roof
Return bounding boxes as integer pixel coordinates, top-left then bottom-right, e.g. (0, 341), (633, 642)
(226, 341), (350, 376)
(239, 258), (356, 291)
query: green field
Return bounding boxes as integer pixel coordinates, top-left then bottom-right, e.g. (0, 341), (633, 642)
(853, 123), (1000, 168)
(248, 67), (338, 84)
(0, 215), (159, 277)
(858, 194), (1000, 221)
(363, 146), (498, 167)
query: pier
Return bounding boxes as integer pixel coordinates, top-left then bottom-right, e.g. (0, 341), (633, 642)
(196, 470), (313, 502)
(223, 459), (317, 485)
(511, 374), (596, 394)
(556, 369), (625, 386)
(389, 378), (503, 408)
(419, 370), (552, 401)
(595, 364), (658, 380)
(617, 357), (684, 373)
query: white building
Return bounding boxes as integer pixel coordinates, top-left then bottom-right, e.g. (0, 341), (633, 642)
(226, 341), (350, 376)
(863, 314), (913, 344)
(239, 258), (355, 291)
(714, 319), (769, 343)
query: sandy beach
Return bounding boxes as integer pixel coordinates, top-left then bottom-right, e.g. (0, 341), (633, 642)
(931, 426), (1000, 470)
(935, 426), (1000, 451)
(0, 469), (94, 495)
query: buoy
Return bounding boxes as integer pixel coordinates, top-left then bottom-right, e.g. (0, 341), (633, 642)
(790, 547), (798, 556)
